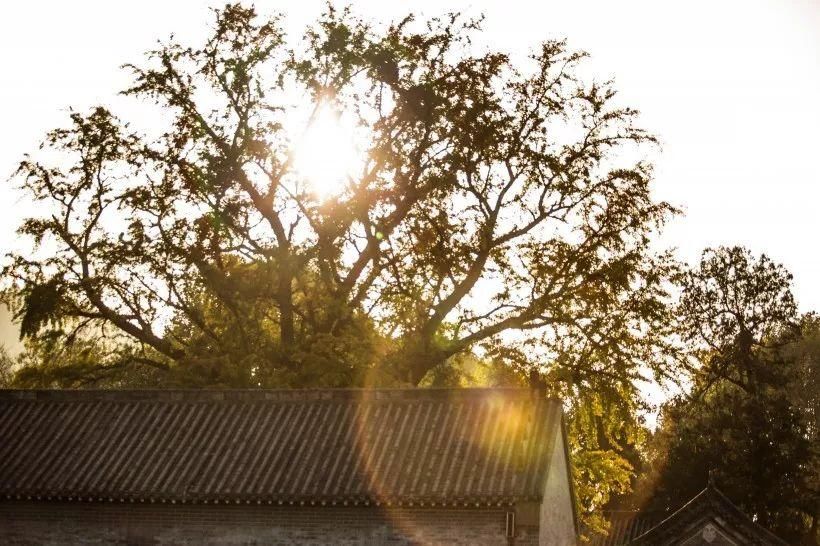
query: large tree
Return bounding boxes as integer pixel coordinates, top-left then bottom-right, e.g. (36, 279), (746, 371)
(780, 315), (820, 543)
(2, 5), (676, 392)
(641, 247), (818, 544)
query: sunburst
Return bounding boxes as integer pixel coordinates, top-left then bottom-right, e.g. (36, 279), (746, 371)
(292, 103), (359, 198)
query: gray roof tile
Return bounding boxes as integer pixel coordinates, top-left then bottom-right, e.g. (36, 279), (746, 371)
(0, 388), (561, 505)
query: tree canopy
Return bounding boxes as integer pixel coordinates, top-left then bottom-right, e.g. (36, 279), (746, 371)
(2, 4), (676, 393)
(638, 247), (819, 544)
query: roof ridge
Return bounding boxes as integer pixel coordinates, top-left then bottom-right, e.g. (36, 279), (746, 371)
(0, 387), (561, 403)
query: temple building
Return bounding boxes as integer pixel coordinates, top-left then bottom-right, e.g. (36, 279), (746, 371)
(0, 388), (578, 545)
(591, 482), (788, 546)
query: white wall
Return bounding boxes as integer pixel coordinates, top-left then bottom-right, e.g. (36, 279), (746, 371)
(539, 422), (577, 546)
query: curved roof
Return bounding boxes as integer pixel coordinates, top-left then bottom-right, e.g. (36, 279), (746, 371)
(0, 388), (563, 506)
(630, 484), (788, 545)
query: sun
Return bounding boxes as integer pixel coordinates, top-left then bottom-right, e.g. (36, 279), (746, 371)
(292, 103), (359, 198)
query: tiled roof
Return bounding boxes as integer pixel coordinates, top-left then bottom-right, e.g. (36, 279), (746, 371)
(587, 512), (664, 546)
(630, 485), (788, 545)
(0, 388), (562, 506)
(588, 485), (788, 545)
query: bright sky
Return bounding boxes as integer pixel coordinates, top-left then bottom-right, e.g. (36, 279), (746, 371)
(1, 0), (819, 353)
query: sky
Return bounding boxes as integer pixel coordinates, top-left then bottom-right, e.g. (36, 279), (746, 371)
(1, 0), (819, 353)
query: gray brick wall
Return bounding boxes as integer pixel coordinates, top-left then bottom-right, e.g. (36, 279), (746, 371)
(0, 501), (541, 545)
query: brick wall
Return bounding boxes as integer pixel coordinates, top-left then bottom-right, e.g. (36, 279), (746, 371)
(0, 501), (542, 545)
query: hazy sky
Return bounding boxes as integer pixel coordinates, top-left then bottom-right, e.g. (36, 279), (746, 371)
(1, 0), (819, 351)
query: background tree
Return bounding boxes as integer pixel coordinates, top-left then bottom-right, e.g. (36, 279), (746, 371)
(0, 345), (14, 387)
(638, 247), (818, 544)
(780, 315), (820, 543)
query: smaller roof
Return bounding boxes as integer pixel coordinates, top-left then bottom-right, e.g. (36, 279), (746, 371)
(630, 484), (788, 545)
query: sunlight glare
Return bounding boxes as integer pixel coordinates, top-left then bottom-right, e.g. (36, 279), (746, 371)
(293, 103), (359, 199)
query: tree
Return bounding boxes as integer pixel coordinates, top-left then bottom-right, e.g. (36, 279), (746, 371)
(0, 345), (14, 387)
(640, 247), (818, 544)
(566, 387), (647, 539)
(677, 245), (799, 395)
(2, 4), (677, 391)
(780, 315), (820, 543)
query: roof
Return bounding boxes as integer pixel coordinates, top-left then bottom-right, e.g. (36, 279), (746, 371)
(629, 484), (788, 545)
(0, 388), (564, 507)
(588, 511), (664, 546)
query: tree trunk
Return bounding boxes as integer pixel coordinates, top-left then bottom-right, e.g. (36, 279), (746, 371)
(278, 263), (295, 350)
